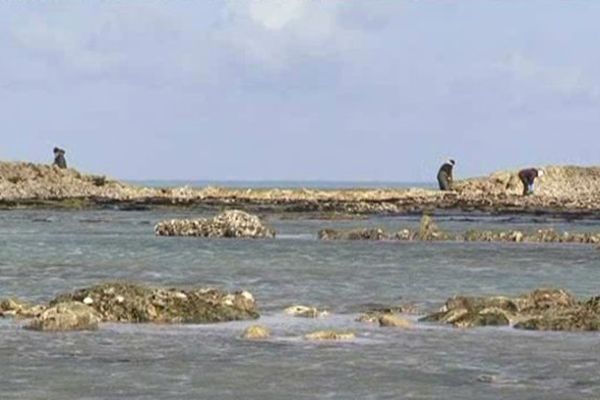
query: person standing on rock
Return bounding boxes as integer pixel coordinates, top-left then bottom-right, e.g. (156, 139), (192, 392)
(437, 159), (455, 191)
(518, 168), (544, 196)
(53, 147), (67, 169)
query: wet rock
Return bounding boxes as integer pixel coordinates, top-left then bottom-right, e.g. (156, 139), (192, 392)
(284, 305), (329, 318)
(378, 314), (413, 329)
(241, 325), (271, 340)
(0, 298), (46, 319)
(304, 330), (355, 341)
(318, 228), (388, 241)
(418, 215), (449, 241)
(356, 304), (418, 324)
(50, 282), (259, 324)
(26, 302), (101, 332)
(154, 210), (275, 238)
(462, 228), (600, 244)
(423, 288), (600, 331)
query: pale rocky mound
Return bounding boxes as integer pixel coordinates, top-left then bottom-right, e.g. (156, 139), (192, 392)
(154, 210), (276, 238)
(50, 282), (259, 323)
(455, 165), (600, 198)
(0, 162), (158, 200)
(422, 288), (600, 331)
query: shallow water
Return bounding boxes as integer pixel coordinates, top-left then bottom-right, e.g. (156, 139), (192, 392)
(1, 210), (599, 399)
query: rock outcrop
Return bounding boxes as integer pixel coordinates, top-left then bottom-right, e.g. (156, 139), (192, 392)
(356, 304), (418, 324)
(50, 282), (259, 323)
(2, 162), (600, 217)
(283, 305), (329, 318)
(422, 288), (600, 331)
(377, 314), (413, 329)
(154, 210), (276, 238)
(241, 325), (271, 340)
(318, 216), (600, 245)
(0, 298), (46, 319)
(26, 302), (101, 332)
(318, 228), (387, 241)
(304, 330), (356, 341)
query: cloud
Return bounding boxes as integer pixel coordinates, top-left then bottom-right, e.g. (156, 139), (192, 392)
(499, 52), (599, 101)
(218, 1), (370, 71)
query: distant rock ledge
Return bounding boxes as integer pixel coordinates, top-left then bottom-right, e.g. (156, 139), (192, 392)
(318, 215), (600, 245)
(1, 161), (600, 217)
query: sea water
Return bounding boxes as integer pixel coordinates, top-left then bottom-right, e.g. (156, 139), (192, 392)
(1, 209), (599, 399)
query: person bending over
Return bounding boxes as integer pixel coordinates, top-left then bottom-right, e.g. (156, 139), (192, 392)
(53, 147), (67, 169)
(518, 168), (544, 196)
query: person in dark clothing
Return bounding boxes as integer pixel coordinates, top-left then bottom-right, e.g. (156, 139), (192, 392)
(53, 147), (67, 169)
(518, 168), (544, 196)
(437, 159), (456, 191)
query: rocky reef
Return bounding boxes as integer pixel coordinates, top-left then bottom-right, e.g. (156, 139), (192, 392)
(241, 325), (271, 340)
(284, 305), (329, 318)
(154, 210), (276, 238)
(304, 330), (356, 341)
(1, 282), (259, 331)
(318, 215), (600, 245)
(50, 282), (259, 323)
(0, 298), (46, 319)
(1, 162), (600, 217)
(26, 302), (101, 332)
(422, 288), (600, 331)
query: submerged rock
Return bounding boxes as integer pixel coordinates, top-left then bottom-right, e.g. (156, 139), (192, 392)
(423, 288), (600, 331)
(462, 228), (600, 244)
(26, 302), (101, 332)
(418, 215), (449, 241)
(318, 228), (388, 241)
(284, 305), (329, 318)
(154, 210), (276, 238)
(50, 282), (259, 324)
(241, 325), (271, 340)
(317, 215), (600, 245)
(378, 314), (413, 329)
(304, 330), (355, 341)
(356, 304), (418, 324)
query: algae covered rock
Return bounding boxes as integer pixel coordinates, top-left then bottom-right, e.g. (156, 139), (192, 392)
(422, 288), (600, 331)
(318, 228), (388, 241)
(154, 210), (275, 238)
(418, 215), (449, 241)
(26, 302), (101, 332)
(50, 282), (259, 324)
(241, 325), (271, 340)
(0, 298), (46, 319)
(378, 314), (413, 329)
(284, 305), (329, 318)
(304, 330), (355, 341)
(356, 304), (418, 324)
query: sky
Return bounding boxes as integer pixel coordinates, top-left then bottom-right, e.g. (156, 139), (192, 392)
(0, 1), (599, 182)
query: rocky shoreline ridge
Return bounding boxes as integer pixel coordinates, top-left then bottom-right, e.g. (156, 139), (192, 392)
(3, 283), (600, 334)
(319, 215), (600, 245)
(1, 162), (600, 217)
